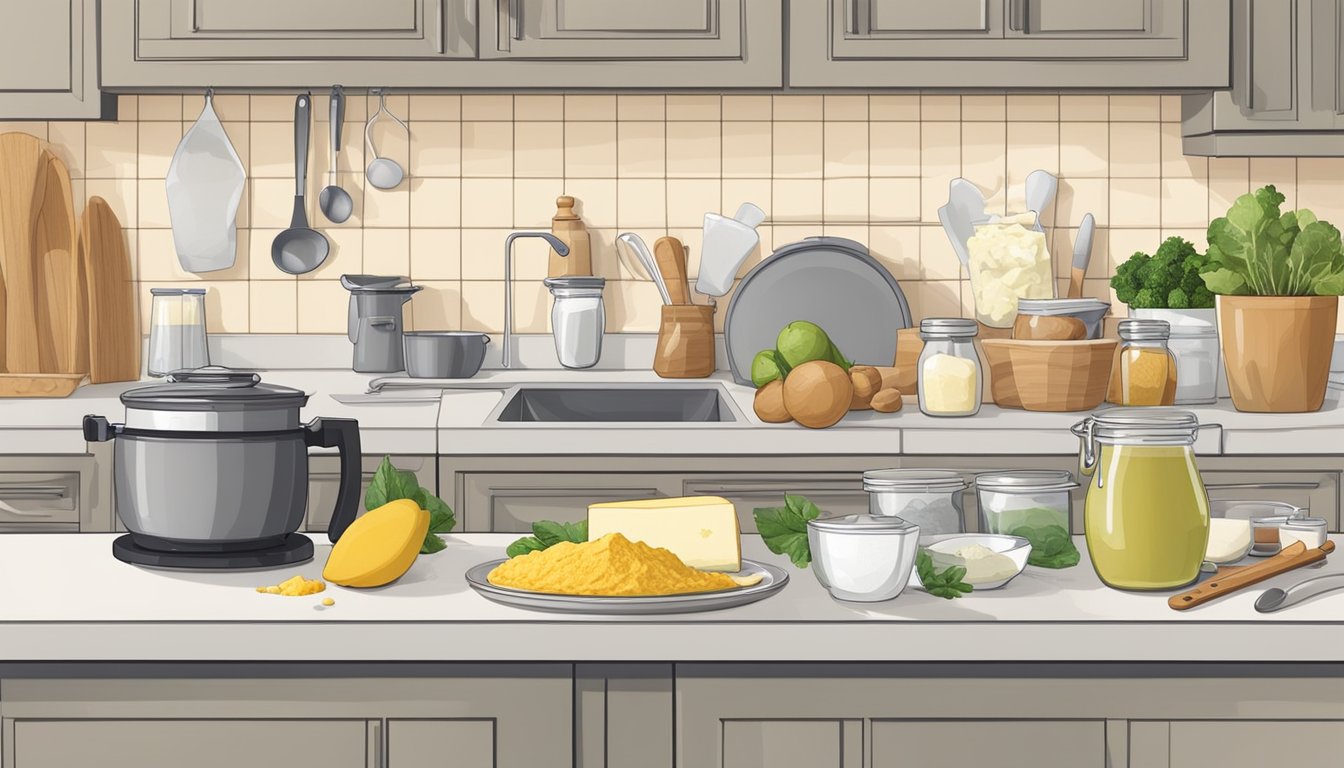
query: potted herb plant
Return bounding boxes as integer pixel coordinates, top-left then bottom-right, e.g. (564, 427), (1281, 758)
(1200, 185), (1344, 413)
(1110, 236), (1223, 404)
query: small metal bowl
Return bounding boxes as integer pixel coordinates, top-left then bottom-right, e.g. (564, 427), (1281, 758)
(806, 514), (920, 602)
(403, 332), (490, 379)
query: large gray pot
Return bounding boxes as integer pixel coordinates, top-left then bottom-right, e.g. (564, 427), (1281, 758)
(83, 367), (362, 553)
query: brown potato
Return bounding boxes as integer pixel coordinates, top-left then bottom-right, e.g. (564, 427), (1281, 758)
(753, 380), (792, 423)
(782, 360), (854, 429)
(849, 366), (883, 410)
(871, 388), (904, 413)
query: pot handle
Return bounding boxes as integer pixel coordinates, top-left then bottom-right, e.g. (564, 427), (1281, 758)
(304, 417), (363, 543)
(82, 415), (121, 442)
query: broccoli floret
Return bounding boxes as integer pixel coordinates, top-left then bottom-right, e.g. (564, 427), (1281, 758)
(1132, 287), (1164, 308)
(1110, 253), (1150, 305)
(1167, 288), (1190, 309)
(1191, 285), (1216, 308)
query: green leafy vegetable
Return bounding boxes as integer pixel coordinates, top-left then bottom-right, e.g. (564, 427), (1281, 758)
(1110, 236), (1218, 309)
(505, 520), (589, 558)
(752, 494), (823, 568)
(916, 550), (974, 600)
(1201, 185), (1344, 297)
(364, 456), (456, 554)
(1010, 523), (1080, 569)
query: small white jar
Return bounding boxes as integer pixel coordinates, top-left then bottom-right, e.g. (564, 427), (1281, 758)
(544, 277), (606, 369)
(917, 318), (982, 417)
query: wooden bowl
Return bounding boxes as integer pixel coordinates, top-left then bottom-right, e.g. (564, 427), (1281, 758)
(980, 339), (1116, 412)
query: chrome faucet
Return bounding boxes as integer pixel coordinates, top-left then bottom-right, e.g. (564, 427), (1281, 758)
(503, 231), (570, 369)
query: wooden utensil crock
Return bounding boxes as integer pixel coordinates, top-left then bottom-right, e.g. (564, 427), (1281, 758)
(654, 304), (715, 379)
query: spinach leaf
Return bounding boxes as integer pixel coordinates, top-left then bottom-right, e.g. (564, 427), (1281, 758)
(363, 456), (457, 555)
(916, 550), (974, 600)
(1204, 185), (1344, 297)
(753, 494), (823, 568)
(505, 520), (589, 558)
(1011, 524), (1081, 569)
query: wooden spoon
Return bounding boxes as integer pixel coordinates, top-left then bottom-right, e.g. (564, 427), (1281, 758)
(33, 150), (82, 374)
(1169, 540), (1336, 611)
(653, 236), (692, 305)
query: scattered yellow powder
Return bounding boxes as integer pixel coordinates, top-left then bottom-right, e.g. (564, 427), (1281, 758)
(256, 574), (326, 596)
(487, 533), (742, 596)
(321, 598), (335, 606)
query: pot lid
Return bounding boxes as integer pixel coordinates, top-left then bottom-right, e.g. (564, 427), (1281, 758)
(975, 470), (1079, 493)
(807, 513), (919, 535)
(121, 367), (308, 411)
(863, 469), (967, 492)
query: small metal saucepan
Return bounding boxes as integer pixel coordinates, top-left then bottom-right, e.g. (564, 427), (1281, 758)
(403, 332), (490, 378)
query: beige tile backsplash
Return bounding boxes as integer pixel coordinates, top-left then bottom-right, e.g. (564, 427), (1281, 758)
(11, 92), (1344, 337)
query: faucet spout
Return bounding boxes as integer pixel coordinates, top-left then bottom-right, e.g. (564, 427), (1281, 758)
(504, 232), (571, 369)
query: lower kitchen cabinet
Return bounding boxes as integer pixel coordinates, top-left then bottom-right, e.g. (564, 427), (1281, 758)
(0, 453), (103, 532)
(0, 668), (572, 768)
(1160, 721), (1344, 766)
(304, 454), (436, 533)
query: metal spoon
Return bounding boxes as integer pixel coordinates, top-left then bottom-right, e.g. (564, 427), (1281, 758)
(1024, 169), (1058, 234)
(615, 232), (672, 305)
(1255, 573), (1344, 613)
(365, 89), (407, 190)
(318, 85), (353, 224)
(271, 93), (330, 275)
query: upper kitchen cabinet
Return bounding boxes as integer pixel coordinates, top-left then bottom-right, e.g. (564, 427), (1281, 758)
(0, 0), (112, 119)
(789, 0), (1230, 89)
(478, 0), (783, 87)
(101, 0), (477, 88)
(1183, 0), (1344, 155)
(102, 0), (783, 88)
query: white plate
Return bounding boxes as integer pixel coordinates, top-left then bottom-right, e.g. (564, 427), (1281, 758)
(465, 559), (788, 615)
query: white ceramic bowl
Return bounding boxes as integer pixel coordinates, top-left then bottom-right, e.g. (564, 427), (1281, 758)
(909, 533), (1032, 591)
(807, 514), (921, 602)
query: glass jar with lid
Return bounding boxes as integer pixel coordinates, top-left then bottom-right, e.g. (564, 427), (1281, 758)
(917, 318), (982, 417)
(1107, 319), (1178, 406)
(975, 470), (1079, 538)
(863, 468), (966, 535)
(1072, 408), (1211, 590)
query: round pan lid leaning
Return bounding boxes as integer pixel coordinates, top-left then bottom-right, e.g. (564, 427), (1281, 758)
(724, 237), (912, 386)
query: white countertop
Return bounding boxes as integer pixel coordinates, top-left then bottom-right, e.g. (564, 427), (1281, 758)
(3, 533), (1343, 662)
(4, 368), (1344, 455)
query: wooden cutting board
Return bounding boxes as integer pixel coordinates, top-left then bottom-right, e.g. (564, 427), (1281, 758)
(79, 197), (139, 383)
(0, 132), (50, 373)
(33, 150), (82, 374)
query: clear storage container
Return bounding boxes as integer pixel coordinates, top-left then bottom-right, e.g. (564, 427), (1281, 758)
(863, 469), (966, 535)
(975, 470), (1078, 537)
(917, 318), (982, 417)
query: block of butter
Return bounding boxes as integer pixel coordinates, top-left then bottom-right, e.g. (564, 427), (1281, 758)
(587, 496), (742, 572)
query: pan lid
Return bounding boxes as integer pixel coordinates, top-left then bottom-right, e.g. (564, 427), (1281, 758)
(121, 367), (308, 411)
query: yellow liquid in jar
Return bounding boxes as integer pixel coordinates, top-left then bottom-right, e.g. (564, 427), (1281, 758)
(1084, 444), (1209, 590)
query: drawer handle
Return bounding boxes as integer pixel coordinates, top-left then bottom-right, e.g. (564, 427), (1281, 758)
(1008, 0), (1028, 32)
(1205, 482), (1321, 491)
(0, 499), (54, 518)
(0, 485), (67, 499)
(848, 0), (860, 35)
(509, 0), (522, 40)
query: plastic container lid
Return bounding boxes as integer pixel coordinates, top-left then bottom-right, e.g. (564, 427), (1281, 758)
(1016, 298), (1110, 316)
(975, 470), (1079, 493)
(806, 513), (919, 535)
(863, 469), (967, 493)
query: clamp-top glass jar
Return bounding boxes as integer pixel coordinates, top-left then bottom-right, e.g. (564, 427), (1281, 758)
(917, 318), (982, 417)
(1107, 319), (1178, 406)
(1072, 408), (1211, 590)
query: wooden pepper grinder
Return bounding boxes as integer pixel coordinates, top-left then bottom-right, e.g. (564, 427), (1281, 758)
(549, 196), (592, 278)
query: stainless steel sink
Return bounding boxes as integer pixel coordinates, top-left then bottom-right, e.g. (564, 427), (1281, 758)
(489, 384), (741, 424)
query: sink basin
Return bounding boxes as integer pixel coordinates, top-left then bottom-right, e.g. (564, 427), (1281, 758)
(492, 386), (738, 423)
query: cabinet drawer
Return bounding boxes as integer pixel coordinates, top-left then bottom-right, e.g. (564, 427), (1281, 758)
(683, 476), (868, 533)
(462, 473), (676, 532)
(490, 0), (745, 59)
(0, 472), (79, 527)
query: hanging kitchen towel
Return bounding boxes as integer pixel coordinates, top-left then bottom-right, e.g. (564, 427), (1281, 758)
(166, 90), (246, 272)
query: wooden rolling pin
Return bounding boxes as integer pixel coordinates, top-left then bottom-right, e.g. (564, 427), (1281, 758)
(653, 236), (691, 305)
(1168, 540), (1336, 611)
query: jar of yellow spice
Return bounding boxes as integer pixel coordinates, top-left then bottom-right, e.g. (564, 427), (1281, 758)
(1107, 319), (1177, 406)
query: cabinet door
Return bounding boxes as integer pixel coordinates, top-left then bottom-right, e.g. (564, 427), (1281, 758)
(870, 721), (1104, 768)
(0, 0), (109, 119)
(10, 719), (369, 768)
(387, 720), (494, 768)
(722, 720), (855, 768)
(1168, 721), (1344, 765)
(1310, 0), (1344, 127)
(305, 455), (436, 533)
(460, 472), (680, 532)
(494, 0), (744, 58)
(682, 476), (868, 533)
(797, 0), (1228, 87)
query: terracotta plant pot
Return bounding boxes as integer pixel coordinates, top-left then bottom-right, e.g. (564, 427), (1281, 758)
(1217, 294), (1338, 412)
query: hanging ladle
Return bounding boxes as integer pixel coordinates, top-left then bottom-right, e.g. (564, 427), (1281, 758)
(319, 85), (353, 224)
(271, 92), (330, 275)
(365, 89), (408, 190)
